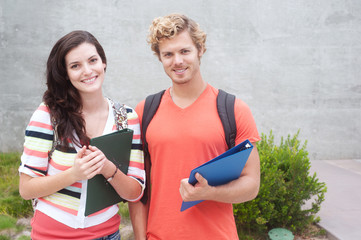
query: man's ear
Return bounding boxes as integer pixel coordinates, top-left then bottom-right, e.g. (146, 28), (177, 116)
(198, 46), (205, 58)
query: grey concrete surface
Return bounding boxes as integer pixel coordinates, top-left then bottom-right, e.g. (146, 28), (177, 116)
(310, 159), (361, 240)
(1, 1), (360, 160)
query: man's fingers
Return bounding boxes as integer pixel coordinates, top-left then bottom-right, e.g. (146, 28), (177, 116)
(195, 173), (208, 186)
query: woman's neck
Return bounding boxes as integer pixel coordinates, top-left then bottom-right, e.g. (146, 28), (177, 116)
(81, 92), (107, 114)
(81, 93), (109, 139)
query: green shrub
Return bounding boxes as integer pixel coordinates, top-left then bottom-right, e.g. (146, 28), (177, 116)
(234, 131), (327, 239)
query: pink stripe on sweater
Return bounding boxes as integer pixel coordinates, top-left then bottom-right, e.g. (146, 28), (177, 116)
(28, 121), (52, 130)
(24, 146), (48, 158)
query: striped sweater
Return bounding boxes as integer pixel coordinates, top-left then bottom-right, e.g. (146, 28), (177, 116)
(19, 98), (145, 228)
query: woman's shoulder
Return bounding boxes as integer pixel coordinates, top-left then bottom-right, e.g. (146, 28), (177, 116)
(26, 102), (52, 131)
(123, 104), (135, 112)
(123, 104), (139, 121)
(37, 102), (50, 112)
(30, 102), (51, 119)
(107, 98), (139, 120)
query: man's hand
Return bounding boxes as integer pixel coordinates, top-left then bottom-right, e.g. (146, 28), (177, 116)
(179, 173), (214, 202)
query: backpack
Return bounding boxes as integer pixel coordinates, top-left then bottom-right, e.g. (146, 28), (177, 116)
(140, 89), (237, 204)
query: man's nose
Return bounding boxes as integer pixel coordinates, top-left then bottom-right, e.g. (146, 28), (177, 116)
(174, 53), (183, 65)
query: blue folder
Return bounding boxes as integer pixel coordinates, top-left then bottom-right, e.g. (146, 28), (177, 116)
(180, 139), (253, 212)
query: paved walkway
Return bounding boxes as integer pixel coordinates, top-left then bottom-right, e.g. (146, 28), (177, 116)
(309, 159), (361, 240)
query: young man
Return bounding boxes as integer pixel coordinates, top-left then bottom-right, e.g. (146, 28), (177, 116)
(129, 13), (261, 239)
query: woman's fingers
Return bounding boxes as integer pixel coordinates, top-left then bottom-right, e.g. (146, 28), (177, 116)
(72, 146), (107, 180)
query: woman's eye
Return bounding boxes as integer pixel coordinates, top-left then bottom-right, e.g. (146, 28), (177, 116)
(70, 64), (78, 69)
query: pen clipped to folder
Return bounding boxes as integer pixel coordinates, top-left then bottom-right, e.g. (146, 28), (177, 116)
(180, 139), (253, 212)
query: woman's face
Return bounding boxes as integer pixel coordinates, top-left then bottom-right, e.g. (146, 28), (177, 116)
(65, 42), (106, 96)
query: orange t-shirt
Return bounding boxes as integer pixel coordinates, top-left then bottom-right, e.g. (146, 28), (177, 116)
(136, 84), (260, 239)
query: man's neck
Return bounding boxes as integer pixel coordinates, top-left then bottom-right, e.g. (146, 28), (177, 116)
(170, 78), (207, 109)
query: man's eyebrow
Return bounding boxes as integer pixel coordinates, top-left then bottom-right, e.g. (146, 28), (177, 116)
(161, 51), (171, 55)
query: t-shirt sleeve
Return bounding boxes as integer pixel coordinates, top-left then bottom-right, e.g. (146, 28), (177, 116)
(234, 99), (261, 145)
(19, 103), (53, 177)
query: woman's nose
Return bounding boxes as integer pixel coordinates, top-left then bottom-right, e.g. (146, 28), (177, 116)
(83, 64), (92, 75)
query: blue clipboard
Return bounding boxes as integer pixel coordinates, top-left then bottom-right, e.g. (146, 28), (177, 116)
(180, 139), (253, 211)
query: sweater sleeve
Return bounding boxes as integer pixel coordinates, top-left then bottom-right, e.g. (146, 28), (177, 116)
(124, 105), (145, 201)
(19, 103), (53, 177)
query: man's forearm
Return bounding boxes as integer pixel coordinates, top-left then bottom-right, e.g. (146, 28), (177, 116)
(128, 201), (148, 240)
(180, 145), (260, 204)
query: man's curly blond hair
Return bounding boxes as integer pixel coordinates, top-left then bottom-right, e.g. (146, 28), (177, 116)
(147, 13), (207, 59)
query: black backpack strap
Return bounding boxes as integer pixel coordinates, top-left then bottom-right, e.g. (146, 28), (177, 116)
(140, 90), (166, 204)
(217, 89), (237, 149)
(141, 90), (166, 157)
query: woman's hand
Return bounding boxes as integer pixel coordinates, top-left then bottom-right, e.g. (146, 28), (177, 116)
(71, 145), (107, 181)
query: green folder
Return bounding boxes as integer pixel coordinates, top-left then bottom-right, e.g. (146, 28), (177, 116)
(85, 128), (134, 216)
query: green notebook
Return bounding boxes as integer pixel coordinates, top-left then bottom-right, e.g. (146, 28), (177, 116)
(85, 128), (133, 216)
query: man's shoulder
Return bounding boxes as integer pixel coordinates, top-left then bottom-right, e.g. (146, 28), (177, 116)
(135, 89), (169, 115)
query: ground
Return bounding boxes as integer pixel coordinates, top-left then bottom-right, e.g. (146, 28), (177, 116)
(11, 217), (329, 240)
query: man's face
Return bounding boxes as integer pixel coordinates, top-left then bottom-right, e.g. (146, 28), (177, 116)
(158, 31), (203, 85)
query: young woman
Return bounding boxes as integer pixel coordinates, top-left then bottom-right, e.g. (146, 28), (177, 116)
(19, 30), (144, 240)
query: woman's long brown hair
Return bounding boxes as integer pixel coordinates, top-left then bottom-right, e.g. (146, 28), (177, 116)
(43, 30), (107, 150)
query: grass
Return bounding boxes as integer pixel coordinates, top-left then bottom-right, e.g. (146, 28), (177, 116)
(0, 153), (32, 240)
(0, 214), (30, 240)
(0, 153), (33, 218)
(0, 215), (17, 230)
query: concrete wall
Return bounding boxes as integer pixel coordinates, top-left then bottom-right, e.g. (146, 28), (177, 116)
(1, 0), (360, 160)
